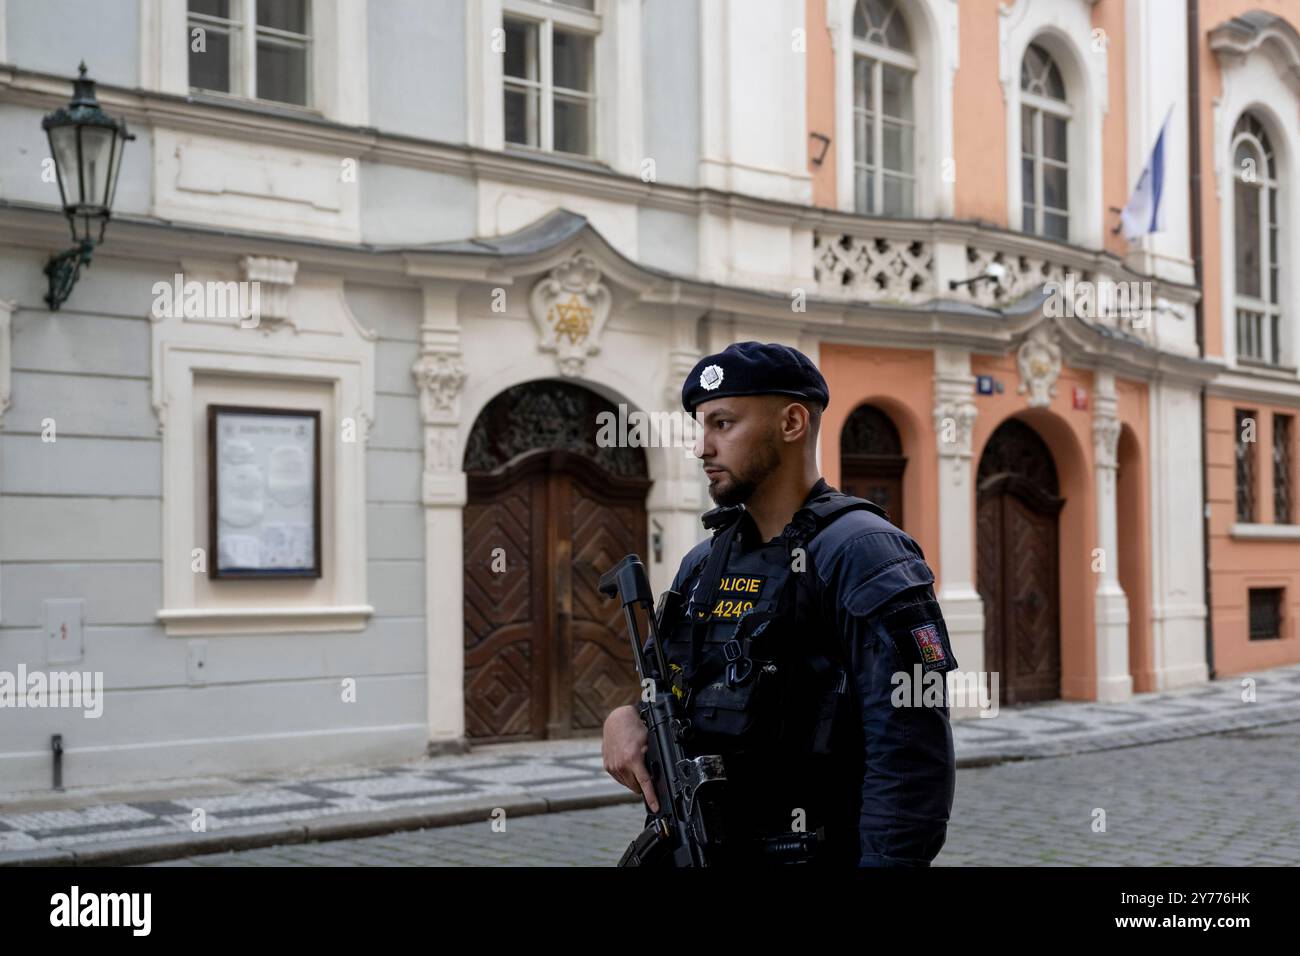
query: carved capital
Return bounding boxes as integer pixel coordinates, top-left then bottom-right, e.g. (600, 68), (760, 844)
(1093, 415), (1122, 470)
(412, 351), (467, 424)
(933, 397), (977, 459)
(239, 256), (299, 332)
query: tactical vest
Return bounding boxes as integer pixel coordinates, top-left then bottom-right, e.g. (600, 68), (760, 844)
(661, 488), (888, 759)
(656, 489), (887, 859)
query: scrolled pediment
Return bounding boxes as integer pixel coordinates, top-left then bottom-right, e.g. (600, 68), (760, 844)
(1209, 11), (1300, 93)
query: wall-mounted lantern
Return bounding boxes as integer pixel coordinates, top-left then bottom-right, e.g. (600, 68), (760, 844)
(41, 62), (135, 311)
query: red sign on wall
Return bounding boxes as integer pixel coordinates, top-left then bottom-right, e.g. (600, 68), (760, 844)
(1072, 386), (1088, 410)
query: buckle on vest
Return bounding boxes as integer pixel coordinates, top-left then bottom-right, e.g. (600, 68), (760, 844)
(701, 504), (744, 532)
(723, 640), (754, 687)
(725, 658), (754, 687)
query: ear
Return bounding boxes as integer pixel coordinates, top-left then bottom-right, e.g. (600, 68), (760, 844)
(779, 401), (812, 443)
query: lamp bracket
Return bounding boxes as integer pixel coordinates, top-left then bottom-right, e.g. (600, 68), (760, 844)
(44, 239), (95, 311)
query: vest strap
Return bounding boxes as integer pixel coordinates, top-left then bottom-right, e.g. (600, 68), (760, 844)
(684, 517), (741, 688)
(780, 493), (887, 554)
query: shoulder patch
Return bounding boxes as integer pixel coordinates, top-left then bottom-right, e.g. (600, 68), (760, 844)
(873, 586), (959, 675)
(910, 622), (948, 668)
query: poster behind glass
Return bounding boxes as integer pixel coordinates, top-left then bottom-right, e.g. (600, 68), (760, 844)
(208, 405), (322, 578)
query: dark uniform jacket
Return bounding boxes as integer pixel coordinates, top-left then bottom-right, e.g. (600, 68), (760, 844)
(657, 478), (958, 866)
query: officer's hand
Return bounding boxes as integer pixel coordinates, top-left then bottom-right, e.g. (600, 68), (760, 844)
(601, 704), (659, 813)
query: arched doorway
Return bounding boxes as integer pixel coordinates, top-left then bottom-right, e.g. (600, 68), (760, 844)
(840, 403), (906, 527)
(462, 381), (650, 741)
(976, 418), (1064, 705)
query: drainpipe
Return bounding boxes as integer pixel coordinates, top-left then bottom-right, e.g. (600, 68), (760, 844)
(1188, 0), (1215, 679)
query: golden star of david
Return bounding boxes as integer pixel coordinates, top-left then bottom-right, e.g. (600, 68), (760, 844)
(549, 294), (593, 345)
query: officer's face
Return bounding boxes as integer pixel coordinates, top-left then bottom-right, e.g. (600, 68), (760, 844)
(692, 396), (783, 506)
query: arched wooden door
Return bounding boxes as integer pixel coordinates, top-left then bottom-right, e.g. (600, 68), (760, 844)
(462, 382), (649, 741)
(840, 403), (906, 527)
(976, 419), (1064, 705)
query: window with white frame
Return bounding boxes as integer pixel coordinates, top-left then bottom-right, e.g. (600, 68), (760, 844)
(187, 0), (312, 108)
(1232, 112), (1282, 366)
(503, 0), (597, 157)
(851, 0), (916, 216)
(1020, 43), (1070, 241)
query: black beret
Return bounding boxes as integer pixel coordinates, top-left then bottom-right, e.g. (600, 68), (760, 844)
(681, 341), (830, 416)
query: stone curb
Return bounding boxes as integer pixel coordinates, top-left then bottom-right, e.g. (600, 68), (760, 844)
(1, 788), (642, 868)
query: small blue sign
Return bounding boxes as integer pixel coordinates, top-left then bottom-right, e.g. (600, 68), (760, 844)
(976, 375), (994, 395)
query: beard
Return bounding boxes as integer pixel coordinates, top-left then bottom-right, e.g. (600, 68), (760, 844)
(707, 434), (782, 507)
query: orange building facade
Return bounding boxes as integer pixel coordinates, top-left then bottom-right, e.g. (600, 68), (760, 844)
(801, 0), (1300, 704)
(1196, 2), (1300, 674)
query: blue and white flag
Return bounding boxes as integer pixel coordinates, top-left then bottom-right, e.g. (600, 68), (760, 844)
(1120, 105), (1173, 241)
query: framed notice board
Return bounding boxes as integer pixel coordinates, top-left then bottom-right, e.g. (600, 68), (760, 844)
(207, 404), (322, 579)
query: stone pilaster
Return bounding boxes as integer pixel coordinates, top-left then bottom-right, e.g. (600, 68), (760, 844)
(932, 347), (984, 717)
(1092, 370), (1133, 702)
(411, 281), (469, 750)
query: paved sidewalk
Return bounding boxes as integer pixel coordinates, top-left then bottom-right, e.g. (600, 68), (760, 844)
(4, 663), (1299, 866)
(950, 662), (1300, 763)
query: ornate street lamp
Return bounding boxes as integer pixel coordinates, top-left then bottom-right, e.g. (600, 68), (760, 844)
(41, 62), (135, 311)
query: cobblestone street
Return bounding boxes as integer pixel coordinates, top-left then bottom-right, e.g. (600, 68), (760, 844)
(146, 721), (1300, 867)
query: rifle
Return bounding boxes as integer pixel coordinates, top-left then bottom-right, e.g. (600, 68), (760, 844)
(598, 554), (729, 866)
(599, 554), (830, 866)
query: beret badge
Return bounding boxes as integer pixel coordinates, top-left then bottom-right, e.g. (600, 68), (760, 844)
(700, 364), (724, 391)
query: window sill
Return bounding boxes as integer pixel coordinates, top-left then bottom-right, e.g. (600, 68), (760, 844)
(157, 605), (374, 637)
(501, 144), (613, 176)
(186, 89), (323, 124)
(1233, 359), (1297, 378)
(1230, 523), (1300, 540)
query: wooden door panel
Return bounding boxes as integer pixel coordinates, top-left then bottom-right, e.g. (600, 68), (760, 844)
(977, 419), (1063, 707)
(567, 478), (643, 732)
(841, 469), (903, 528)
(465, 450), (649, 740)
(976, 493), (1004, 688)
(1003, 495), (1060, 703)
(978, 490), (1062, 706)
(463, 473), (543, 740)
(463, 625), (535, 738)
(569, 622), (638, 729)
(462, 495), (533, 637)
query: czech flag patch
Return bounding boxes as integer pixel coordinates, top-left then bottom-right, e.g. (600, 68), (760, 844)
(911, 622), (947, 668)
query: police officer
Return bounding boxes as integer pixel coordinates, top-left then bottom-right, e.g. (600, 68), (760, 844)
(601, 341), (958, 867)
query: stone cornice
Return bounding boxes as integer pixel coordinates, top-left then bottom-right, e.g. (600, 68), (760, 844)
(0, 62), (1207, 302)
(0, 197), (1222, 389)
